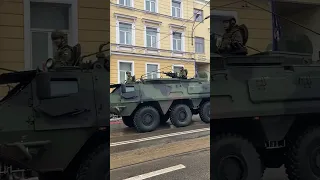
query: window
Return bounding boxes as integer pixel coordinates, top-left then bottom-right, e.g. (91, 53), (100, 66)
(146, 63), (159, 79)
(172, 32), (182, 51)
(173, 65), (183, 73)
(146, 27), (158, 48)
(118, 61), (134, 83)
(50, 80), (78, 97)
(119, 0), (132, 7)
(119, 22), (132, 45)
(172, 0), (181, 18)
(146, 0), (156, 12)
(125, 86), (135, 92)
(30, 2), (72, 69)
(194, 9), (203, 22)
(195, 37), (205, 53)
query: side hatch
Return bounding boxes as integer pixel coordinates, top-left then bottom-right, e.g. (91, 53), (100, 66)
(32, 71), (97, 130)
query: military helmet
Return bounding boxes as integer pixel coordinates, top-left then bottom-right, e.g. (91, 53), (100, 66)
(222, 17), (236, 24)
(51, 30), (65, 40)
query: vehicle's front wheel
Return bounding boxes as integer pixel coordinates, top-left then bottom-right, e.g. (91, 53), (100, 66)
(285, 126), (320, 180)
(199, 101), (210, 123)
(76, 143), (109, 180)
(211, 134), (262, 180)
(170, 104), (192, 127)
(133, 106), (160, 133)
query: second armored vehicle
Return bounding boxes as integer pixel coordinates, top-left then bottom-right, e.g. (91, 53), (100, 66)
(110, 74), (210, 133)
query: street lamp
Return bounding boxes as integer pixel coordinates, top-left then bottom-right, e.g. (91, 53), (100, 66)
(191, 15), (210, 45)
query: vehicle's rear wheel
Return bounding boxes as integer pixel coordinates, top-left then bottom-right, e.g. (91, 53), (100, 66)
(76, 143), (109, 180)
(170, 104), (192, 127)
(211, 134), (262, 180)
(199, 101), (210, 123)
(285, 126), (320, 180)
(122, 116), (134, 127)
(133, 106), (160, 133)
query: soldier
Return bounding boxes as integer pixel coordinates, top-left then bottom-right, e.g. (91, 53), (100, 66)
(126, 71), (134, 83)
(179, 67), (188, 79)
(218, 17), (247, 55)
(51, 30), (73, 66)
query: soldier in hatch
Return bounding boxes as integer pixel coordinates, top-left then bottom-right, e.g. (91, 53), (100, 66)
(50, 30), (73, 66)
(126, 71), (135, 83)
(179, 67), (188, 79)
(217, 17), (247, 55)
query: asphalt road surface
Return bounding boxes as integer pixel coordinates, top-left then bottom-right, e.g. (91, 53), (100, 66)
(110, 149), (210, 180)
(110, 115), (289, 180)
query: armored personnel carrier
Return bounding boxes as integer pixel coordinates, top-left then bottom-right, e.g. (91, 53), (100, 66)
(110, 72), (210, 133)
(0, 43), (110, 180)
(211, 51), (320, 180)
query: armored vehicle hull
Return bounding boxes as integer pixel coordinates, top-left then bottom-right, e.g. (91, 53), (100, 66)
(110, 78), (210, 133)
(0, 43), (110, 180)
(211, 51), (320, 180)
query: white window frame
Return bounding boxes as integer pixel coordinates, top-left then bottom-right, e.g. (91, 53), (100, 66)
(170, 30), (185, 52)
(144, 0), (158, 13)
(194, 8), (203, 22)
(23, 0), (78, 70)
(118, 60), (135, 83)
(118, 0), (134, 7)
(144, 26), (160, 49)
(195, 37), (205, 54)
(145, 62), (160, 79)
(172, 64), (184, 73)
(118, 22), (134, 45)
(115, 16), (136, 46)
(171, 0), (183, 18)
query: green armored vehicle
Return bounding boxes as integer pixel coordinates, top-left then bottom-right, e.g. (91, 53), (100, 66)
(211, 51), (320, 180)
(110, 73), (210, 133)
(0, 43), (110, 180)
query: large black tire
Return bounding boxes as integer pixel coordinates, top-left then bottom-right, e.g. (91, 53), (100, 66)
(212, 134), (262, 180)
(285, 126), (320, 180)
(133, 106), (160, 133)
(76, 143), (109, 180)
(170, 104), (192, 127)
(199, 101), (210, 123)
(122, 116), (134, 127)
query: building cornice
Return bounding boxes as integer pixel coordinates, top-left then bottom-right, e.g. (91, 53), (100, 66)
(111, 51), (196, 62)
(114, 13), (137, 21)
(141, 18), (162, 25)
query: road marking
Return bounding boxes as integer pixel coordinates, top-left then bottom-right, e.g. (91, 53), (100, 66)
(123, 164), (186, 180)
(110, 128), (209, 147)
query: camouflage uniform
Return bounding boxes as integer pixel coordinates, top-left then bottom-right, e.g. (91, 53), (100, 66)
(51, 30), (73, 66)
(218, 18), (244, 54)
(179, 68), (187, 79)
(126, 71), (134, 83)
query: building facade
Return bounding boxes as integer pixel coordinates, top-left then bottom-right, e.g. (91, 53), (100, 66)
(0, 0), (109, 97)
(110, 0), (210, 84)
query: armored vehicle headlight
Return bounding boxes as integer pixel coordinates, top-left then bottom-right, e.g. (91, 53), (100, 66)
(46, 58), (54, 69)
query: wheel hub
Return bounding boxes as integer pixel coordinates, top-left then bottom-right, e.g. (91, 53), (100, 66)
(218, 155), (246, 180)
(178, 111), (187, 121)
(142, 113), (153, 126)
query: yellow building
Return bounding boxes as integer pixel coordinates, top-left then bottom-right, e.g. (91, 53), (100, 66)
(0, 0), (109, 97)
(110, 0), (210, 84)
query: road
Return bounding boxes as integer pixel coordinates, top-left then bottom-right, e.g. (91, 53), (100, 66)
(110, 115), (289, 180)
